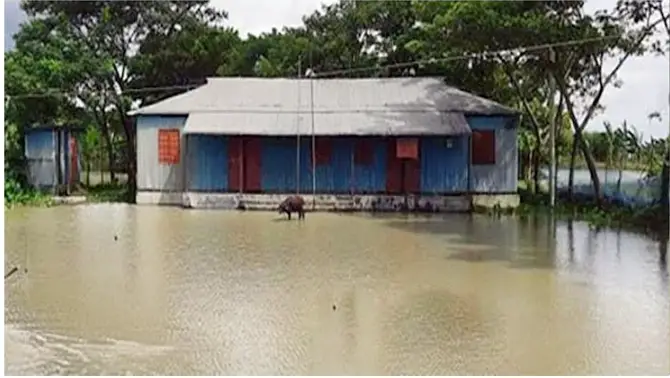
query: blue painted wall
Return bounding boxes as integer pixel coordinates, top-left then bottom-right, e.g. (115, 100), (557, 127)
(259, 137), (387, 193)
(352, 138), (387, 193)
(25, 129), (56, 189)
(186, 134), (228, 191)
(261, 137), (296, 192)
(25, 129), (54, 159)
(420, 136), (469, 193)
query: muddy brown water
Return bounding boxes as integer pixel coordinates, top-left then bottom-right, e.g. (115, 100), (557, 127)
(4, 205), (669, 375)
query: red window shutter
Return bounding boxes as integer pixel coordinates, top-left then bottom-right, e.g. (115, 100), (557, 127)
(312, 137), (332, 166)
(472, 130), (496, 165)
(158, 129), (180, 165)
(396, 138), (418, 159)
(354, 139), (374, 165)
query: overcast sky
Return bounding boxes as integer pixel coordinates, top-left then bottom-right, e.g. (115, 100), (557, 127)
(4, 0), (669, 139)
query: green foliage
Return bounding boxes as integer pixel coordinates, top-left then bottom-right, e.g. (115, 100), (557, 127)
(517, 184), (668, 235)
(85, 182), (129, 203)
(4, 178), (54, 208)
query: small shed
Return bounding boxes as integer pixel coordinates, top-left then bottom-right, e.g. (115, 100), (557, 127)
(24, 125), (84, 194)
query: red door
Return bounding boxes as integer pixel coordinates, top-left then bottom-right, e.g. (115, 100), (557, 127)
(228, 137), (243, 191)
(243, 137), (262, 192)
(386, 138), (421, 194)
(403, 158), (420, 193)
(386, 138), (403, 194)
(69, 135), (79, 185)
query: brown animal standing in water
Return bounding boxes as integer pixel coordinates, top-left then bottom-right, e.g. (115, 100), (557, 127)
(278, 195), (306, 220)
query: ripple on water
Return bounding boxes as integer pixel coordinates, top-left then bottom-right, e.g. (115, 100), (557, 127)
(4, 324), (175, 375)
(4, 206), (669, 375)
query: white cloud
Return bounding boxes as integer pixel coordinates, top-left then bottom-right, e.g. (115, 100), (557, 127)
(215, 0), (327, 36)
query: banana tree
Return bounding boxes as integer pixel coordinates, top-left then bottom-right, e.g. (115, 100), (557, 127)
(611, 121), (642, 194)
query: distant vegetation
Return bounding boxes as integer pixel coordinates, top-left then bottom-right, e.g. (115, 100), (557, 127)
(4, 0), (669, 224)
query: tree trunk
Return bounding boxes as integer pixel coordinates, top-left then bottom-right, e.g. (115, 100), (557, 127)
(553, 71), (609, 206)
(604, 149), (610, 187)
(554, 164), (559, 197)
(86, 161), (90, 187)
(108, 77), (136, 203)
(660, 234), (667, 269)
(120, 115), (137, 203)
(533, 150), (541, 194)
(572, 123), (603, 205)
(568, 136), (578, 199)
(661, 151), (669, 216)
(99, 154), (105, 185)
(526, 154), (532, 186)
(100, 120), (115, 183)
(528, 150), (534, 192)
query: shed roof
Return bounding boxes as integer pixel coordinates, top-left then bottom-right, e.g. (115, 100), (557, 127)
(129, 77), (518, 136)
(25, 124), (86, 133)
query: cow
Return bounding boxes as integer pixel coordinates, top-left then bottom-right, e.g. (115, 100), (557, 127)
(278, 195), (306, 220)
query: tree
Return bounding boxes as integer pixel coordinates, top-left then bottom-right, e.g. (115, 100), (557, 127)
(19, 0), (227, 201)
(130, 23), (243, 106)
(4, 17), (87, 185)
(549, 0), (667, 202)
(408, 1), (585, 194)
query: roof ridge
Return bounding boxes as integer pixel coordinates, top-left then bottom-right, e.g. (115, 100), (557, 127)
(129, 77), (519, 117)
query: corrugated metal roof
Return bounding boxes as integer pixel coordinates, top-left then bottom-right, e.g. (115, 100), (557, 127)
(182, 111), (471, 136)
(129, 77), (516, 135)
(129, 77), (518, 115)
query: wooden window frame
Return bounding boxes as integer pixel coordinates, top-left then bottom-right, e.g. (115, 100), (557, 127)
(471, 130), (496, 166)
(158, 128), (181, 165)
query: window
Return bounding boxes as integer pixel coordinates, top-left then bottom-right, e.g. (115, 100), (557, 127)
(472, 130), (495, 165)
(312, 137), (332, 166)
(396, 138), (418, 159)
(354, 139), (374, 165)
(158, 129), (180, 165)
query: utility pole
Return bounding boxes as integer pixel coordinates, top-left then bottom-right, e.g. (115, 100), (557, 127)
(667, 1), (670, 237)
(667, 119), (670, 238)
(296, 60), (302, 195)
(664, 59), (670, 234)
(548, 47), (557, 208)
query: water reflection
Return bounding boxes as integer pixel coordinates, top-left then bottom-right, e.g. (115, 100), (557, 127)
(4, 206), (669, 375)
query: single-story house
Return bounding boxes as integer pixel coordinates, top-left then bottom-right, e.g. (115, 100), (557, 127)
(128, 77), (520, 211)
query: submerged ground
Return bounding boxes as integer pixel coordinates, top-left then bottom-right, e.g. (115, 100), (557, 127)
(4, 205), (669, 375)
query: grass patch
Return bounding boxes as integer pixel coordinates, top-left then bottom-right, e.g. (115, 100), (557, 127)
(4, 179), (54, 208)
(83, 182), (129, 203)
(517, 185), (667, 236)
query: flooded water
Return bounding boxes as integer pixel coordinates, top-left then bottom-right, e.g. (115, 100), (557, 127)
(4, 205), (669, 375)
